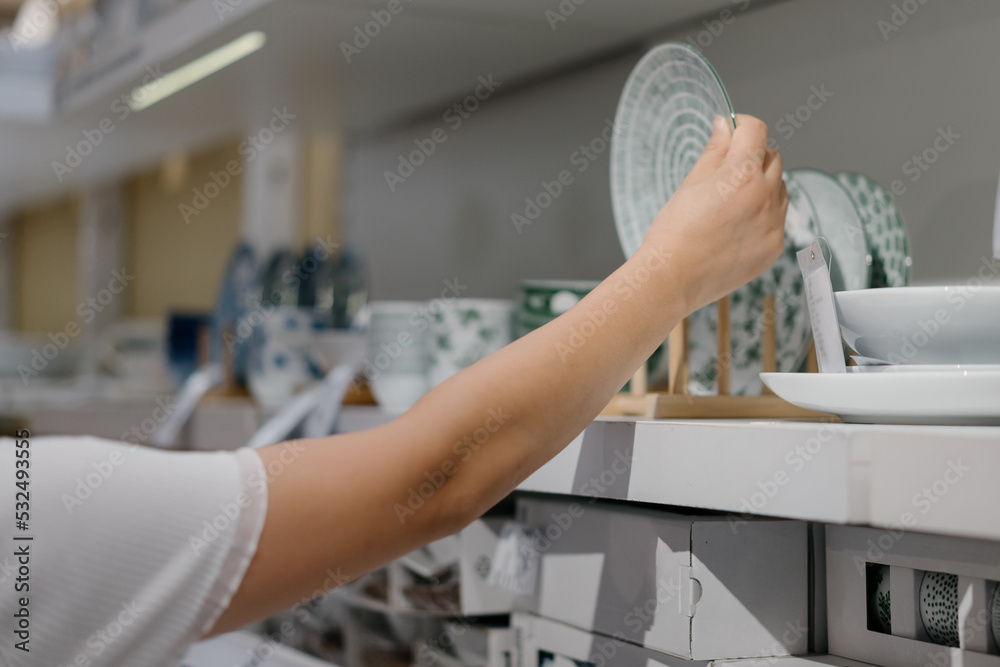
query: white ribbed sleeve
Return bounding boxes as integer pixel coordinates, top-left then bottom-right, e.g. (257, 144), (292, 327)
(0, 436), (268, 667)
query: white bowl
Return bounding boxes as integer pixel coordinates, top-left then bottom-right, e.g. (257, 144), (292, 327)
(835, 286), (1000, 364)
(369, 373), (429, 412)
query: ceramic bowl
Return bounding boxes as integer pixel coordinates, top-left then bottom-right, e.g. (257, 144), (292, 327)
(919, 571), (959, 647)
(365, 301), (430, 410)
(428, 299), (514, 386)
(835, 286), (1000, 364)
(310, 329), (366, 373)
(247, 306), (322, 409)
(517, 279), (598, 337)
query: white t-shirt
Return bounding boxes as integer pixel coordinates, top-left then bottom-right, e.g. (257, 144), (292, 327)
(0, 435), (268, 667)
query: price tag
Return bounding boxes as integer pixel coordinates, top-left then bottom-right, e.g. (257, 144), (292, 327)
(797, 240), (846, 373)
(487, 521), (542, 595)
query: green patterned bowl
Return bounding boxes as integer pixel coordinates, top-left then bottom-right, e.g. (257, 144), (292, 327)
(517, 280), (599, 338)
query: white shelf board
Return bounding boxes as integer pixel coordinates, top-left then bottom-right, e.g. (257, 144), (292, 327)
(517, 417), (1000, 542)
(10, 391), (259, 450)
(0, 0), (758, 213)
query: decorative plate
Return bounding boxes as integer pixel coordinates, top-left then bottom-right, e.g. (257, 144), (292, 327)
(991, 583), (1000, 647)
(834, 171), (911, 288)
(867, 563), (891, 634)
(610, 42), (735, 259)
(259, 248), (301, 308)
(685, 172), (819, 395)
(920, 571), (959, 647)
(788, 169), (871, 292)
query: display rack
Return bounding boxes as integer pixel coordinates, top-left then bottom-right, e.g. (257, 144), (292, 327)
(603, 294), (833, 420)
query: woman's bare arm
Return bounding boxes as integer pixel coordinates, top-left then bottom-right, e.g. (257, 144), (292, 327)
(208, 114), (787, 633)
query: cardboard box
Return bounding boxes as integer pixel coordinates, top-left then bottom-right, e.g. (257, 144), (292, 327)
(827, 524), (1000, 667)
(513, 614), (875, 667)
(183, 631), (333, 666)
(392, 517), (517, 616)
(413, 621), (510, 666)
(512, 612), (711, 667)
(714, 656), (877, 667)
(515, 496), (809, 660)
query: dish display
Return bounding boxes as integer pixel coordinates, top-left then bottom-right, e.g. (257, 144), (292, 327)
(835, 171), (911, 288)
(685, 169), (820, 395)
(787, 169), (871, 292)
(835, 286), (1000, 364)
(760, 370), (1000, 424)
(610, 42), (734, 259)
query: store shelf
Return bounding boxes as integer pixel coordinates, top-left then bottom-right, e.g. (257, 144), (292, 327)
(21, 392), (996, 542)
(0, 0), (771, 213)
(335, 408), (1000, 540)
(518, 417), (1000, 542)
(6, 391), (259, 450)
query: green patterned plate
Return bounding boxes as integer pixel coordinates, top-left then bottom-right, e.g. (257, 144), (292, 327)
(610, 42), (735, 259)
(835, 172), (911, 287)
(684, 172), (819, 395)
(788, 169), (871, 292)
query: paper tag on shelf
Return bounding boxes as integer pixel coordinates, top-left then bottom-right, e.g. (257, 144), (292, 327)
(797, 240), (847, 373)
(486, 521), (541, 595)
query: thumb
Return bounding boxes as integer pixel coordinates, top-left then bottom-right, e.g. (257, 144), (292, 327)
(684, 115), (732, 183)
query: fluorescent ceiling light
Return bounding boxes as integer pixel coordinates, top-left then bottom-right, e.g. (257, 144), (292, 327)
(128, 31), (267, 112)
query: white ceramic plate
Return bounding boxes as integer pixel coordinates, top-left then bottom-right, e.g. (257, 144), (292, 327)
(610, 42), (734, 259)
(835, 286), (1000, 364)
(760, 370), (1000, 424)
(848, 364), (999, 373)
(787, 169), (871, 291)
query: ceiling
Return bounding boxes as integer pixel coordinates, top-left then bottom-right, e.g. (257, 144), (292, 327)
(0, 0), (781, 214)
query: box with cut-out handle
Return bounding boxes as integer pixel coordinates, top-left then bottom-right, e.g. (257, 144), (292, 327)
(828, 524), (1000, 666)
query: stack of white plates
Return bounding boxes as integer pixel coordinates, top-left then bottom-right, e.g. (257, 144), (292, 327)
(762, 286), (1000, 424)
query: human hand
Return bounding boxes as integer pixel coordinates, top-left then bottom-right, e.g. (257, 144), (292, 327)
(641, 113), (788, 315)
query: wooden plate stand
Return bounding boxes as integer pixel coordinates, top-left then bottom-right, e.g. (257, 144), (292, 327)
(602, 295), (833, 420)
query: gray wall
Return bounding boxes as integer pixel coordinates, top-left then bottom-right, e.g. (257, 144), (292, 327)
(346, 0), (1000, 301)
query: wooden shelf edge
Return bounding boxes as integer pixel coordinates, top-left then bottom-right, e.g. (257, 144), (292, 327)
(603, 392), (837, 421)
